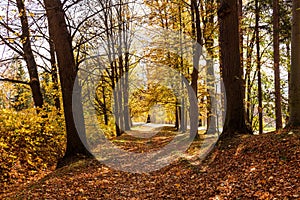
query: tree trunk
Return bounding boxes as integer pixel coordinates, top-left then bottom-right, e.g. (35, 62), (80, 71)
(44, 0), (93, 164)
(49, 34), (61, 110)
(180, 94), (187, 132)
(175, 100), (180, 130)
(286, 40), (291, 125)
(117, 4), (125, 134)
(218, 0), (252, 139)
(191, 0), (202, 95)
(245, 31), (255, 124)
(288, 0), (300, 128)
(114, 79), (121, 136)
(123, 52), (131, 131)
(255, 0), (263, 134)
(238, 0), (244, 69)
(273, 0), (283, 130)
(205, 0), (217, 134)
(16, 0), (43, 109)
(101, 82), (109, 125)
(220, 79), (226, 125)
(190, 0), (202, 138)
(206, 58), (217, 134)
(122, 1), (131, 131)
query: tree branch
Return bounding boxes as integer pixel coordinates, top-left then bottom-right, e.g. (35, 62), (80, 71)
(0, 78), (30, 85)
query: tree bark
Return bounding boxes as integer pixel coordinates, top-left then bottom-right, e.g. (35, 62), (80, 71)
(286, 40), (291, 125)
(205, 0), (217, 134)
(255, 0), (263, 134)
(44, 0), (93, 164)
(49, 34), (61, 110)
(117, 5), (125, 134)
(175, 100), (180, 130)
(288, 0), (300, 128)
(218, 0), (252, 139)
(245, 31), (255, 124)
(123, 51), (131, 131)
(16, 0), (43, 109)
(190, 0), (202, 137)
(101, 78), (109, 125)
(206, 58), (217, 134)
(123, 3), (131, 131)
(238, 0), (243, 69)
(273, 0), (283, 130)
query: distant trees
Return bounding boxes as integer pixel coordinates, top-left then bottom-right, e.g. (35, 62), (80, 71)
(240, 0), (291, 132)
(83, 0), (134, 136)
(145, 0), (190, 132)
(145, 0), (215, 136)
(0, 0), (44, 109)
(201, 0), (218, 134)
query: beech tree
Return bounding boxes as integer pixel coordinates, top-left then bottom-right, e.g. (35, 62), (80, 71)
(16, 0), (44, 109)
(288, 0), (300, 128)
(218, 0), (252, 138)
(273, 0), (283, 130)
(44, 0), (92, 163)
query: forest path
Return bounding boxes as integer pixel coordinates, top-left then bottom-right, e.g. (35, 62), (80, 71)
(89, 125), (217, 173)
(2, 130), (299, 199)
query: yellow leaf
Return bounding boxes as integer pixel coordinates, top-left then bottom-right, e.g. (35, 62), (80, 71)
(0, 142), (8, 148)
(14, 32), (21, 37)
(8, 38), (14, 43)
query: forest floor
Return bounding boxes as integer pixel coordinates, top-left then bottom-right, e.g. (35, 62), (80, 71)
(1, 126), (299, 199)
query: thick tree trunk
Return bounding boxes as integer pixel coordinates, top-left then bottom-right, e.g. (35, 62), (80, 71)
(288, 0), (300, 128)
(44, 0), (92, 163)
(16, 0), (43, 109)
(238, 0), (244, 69)
(218, 0), (252, 139)
(273, 0), (283, 130)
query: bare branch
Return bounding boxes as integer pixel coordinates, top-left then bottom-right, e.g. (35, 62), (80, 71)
(0, 78), (30, 85)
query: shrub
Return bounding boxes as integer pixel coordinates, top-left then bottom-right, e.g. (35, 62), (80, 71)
(0, 107), (66, 183)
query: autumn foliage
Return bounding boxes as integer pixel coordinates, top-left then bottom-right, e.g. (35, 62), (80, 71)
(0, 107), (65, 183)
(1, 128), (299, 199)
